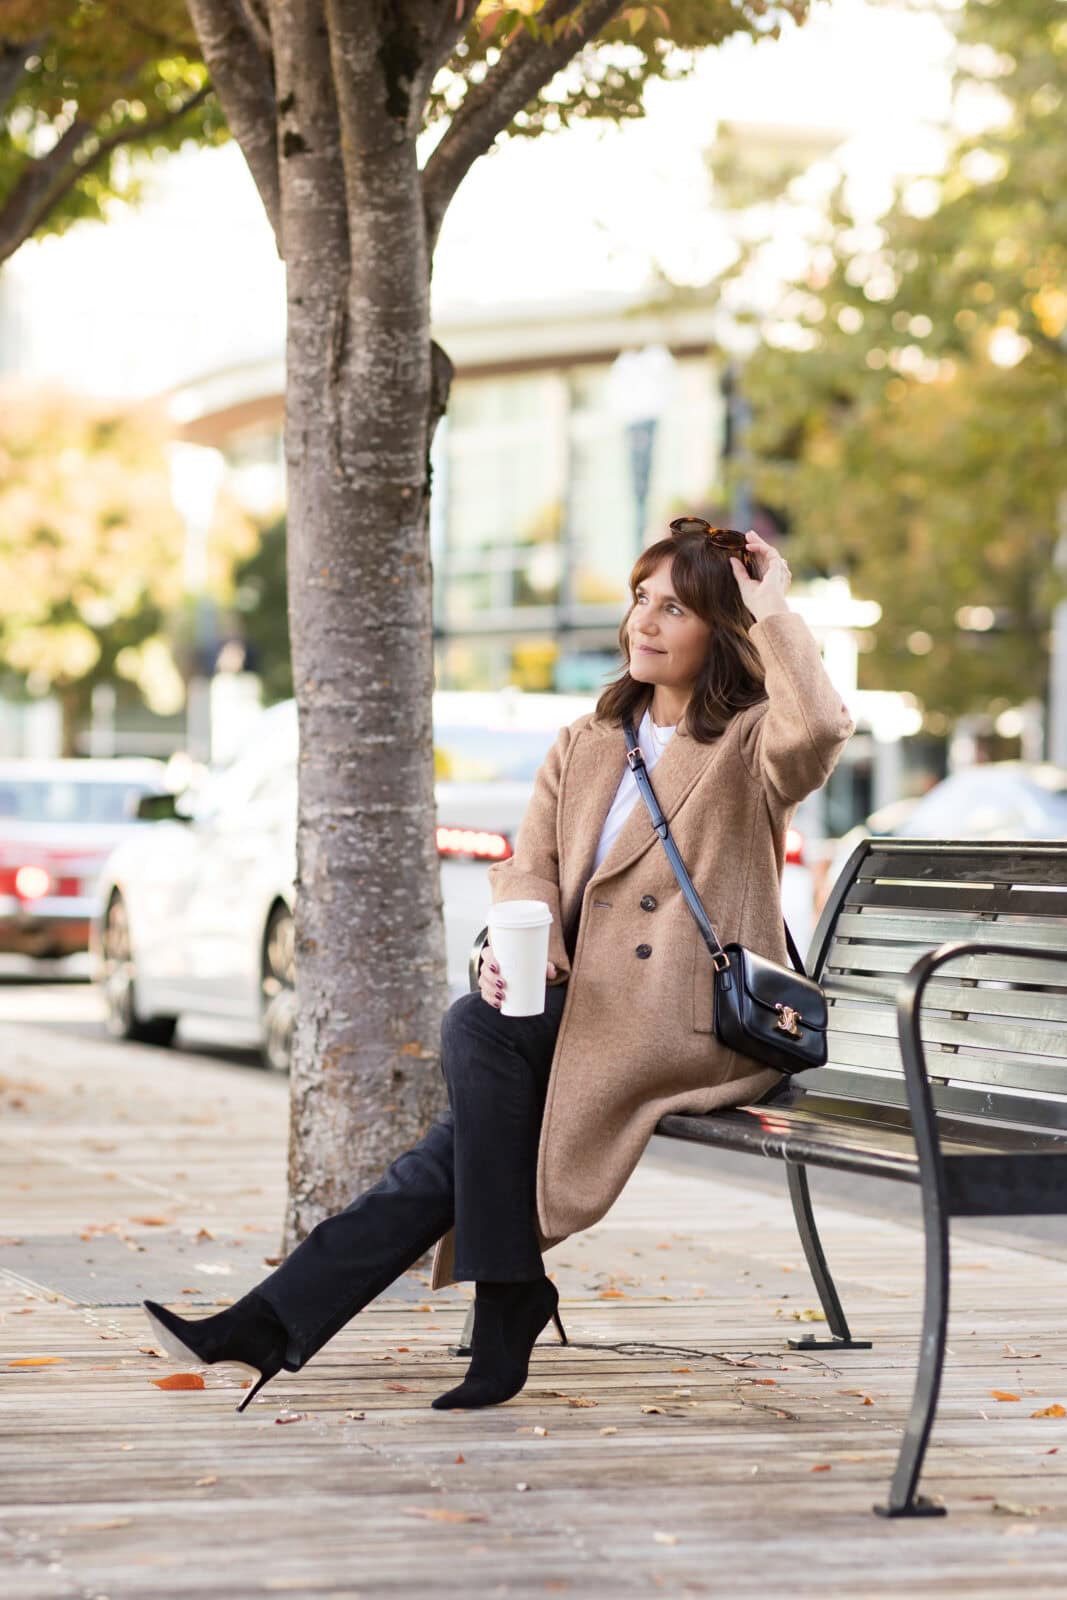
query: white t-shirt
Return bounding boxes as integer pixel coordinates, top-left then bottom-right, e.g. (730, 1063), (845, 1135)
(591, 707), (676, 873)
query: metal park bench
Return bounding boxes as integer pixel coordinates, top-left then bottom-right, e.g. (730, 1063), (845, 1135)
(657, 839), (1067, 1517)
(470, 841), (1067, 1517)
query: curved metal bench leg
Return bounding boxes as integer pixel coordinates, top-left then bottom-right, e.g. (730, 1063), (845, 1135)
(874, 1182), (950, 1517)
(448, 1298), (476, 1357)
(785, 1162), (872, 1352)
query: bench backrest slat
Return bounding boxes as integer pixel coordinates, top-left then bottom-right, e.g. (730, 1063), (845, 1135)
(806, 841), (1067, 1125)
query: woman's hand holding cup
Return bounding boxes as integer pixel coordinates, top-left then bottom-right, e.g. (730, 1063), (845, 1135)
(478, 940), (557, 1010)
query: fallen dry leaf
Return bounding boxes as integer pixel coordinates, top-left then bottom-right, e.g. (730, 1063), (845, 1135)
(275, 1411), (308, 1425)
(9, 1356), (65, 1367)
(599, 1427), (618, 1436)
(993, 1500), (1043, 1517)
(567, 1396), (597, 1408)
(454, 1453), (465, 1464)
(59, 1518), (132, 1534)
(532, 1425), (548, 1437)
(385, 1382), (415, 1392)
(1030, 1404), (1066, 1419)
(151, 1373), (205, 1390)
(670, 1366), (692, 1374)
(1003, 1343), (1041, 1359)
(640, 1405), (666, 1415)
(402, 1507), (487, 1523)
(598, 1289), (627, 1299)
(991, 1391), (1022, 1402)
(810, 1463), (832, 1473)
(195, 1475), (218, 1486)
(128, 1215), (173, 1226)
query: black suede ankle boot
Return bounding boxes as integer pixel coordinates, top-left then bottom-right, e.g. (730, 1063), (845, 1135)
(142, 1291), (291, 1412)
(431, 1277), (566, 1410)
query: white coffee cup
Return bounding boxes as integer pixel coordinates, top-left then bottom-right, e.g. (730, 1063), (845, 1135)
(487, 899), (554, 1016)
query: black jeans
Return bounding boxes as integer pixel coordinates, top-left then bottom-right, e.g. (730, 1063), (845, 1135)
(254, 983), (568, 1371)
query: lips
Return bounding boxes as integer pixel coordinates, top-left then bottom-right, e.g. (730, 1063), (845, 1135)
(635, 645), (665, 654)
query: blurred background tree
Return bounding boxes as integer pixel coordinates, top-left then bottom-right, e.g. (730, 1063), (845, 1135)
(0, 384), (255, 753)
(0, 0), (224, 263)
(230, 514), (292, 705)
(713, 0), (1067, 726)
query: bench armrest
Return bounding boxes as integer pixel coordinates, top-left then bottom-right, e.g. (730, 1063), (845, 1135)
(896, 938), (1067, 1203)
(468, 925), (490, 993)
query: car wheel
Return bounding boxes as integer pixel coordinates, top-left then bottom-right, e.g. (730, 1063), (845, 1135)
(260, 903), (295, 1072)
(100, 892), (178, 1047)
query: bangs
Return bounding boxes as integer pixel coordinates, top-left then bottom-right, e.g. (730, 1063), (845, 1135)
(629, 537), (727, 616)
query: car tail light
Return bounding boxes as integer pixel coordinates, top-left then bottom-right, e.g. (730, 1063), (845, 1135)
(785, 828), (804, 866)
(436, 826), (512, 861)
(14, 865), (51, 900)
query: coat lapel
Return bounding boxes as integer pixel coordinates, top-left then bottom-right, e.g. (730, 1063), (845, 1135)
(562, 717), (726, 894)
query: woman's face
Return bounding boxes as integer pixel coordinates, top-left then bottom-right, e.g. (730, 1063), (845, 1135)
(626, 557), (711, 700)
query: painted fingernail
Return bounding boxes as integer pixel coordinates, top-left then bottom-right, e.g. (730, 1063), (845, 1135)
(496, 982), (504, 992)
(490, 963), (499, 973)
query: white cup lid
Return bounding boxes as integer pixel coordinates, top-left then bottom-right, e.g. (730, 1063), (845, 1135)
(488, 899), (553, 928)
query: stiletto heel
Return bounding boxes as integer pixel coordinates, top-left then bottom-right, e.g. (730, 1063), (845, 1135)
(551, 1306), (568, 1345)
(235, 1366), (278, 1413)
(142, 1295), (288, 1413)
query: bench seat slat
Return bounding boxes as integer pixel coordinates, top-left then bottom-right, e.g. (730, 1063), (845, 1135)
(823, 1029), (1067, 1095)
(824, 973), (1067, 1026)
(796, 1064), (1067, 1130)
(822, 943), (1067, 986)
(833, 911), (1067, 950)
(827, 1001), (1067, 1066)
(655, 1106), (922, 1182)
(860, 846), (1067, 885)
(846, 880), (1067, 918)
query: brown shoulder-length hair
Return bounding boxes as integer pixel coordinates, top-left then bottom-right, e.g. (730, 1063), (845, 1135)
(595, 527), (768, 743)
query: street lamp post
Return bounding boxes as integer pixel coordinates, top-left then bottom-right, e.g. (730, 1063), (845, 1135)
(168, 442), (226, 763)
(607, 344), (676, 558)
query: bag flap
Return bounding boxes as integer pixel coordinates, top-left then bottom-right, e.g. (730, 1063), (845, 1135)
(730, 945), (828, 1032)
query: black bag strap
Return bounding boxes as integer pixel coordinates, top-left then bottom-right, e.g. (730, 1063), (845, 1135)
(622, 718), (807, 978)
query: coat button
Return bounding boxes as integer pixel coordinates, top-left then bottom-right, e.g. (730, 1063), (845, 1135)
(640, 894), (657, 912)
(635, 943), (652, 959)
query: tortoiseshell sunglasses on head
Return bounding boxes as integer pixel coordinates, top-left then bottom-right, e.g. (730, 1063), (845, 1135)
(668, 515), (760, 579)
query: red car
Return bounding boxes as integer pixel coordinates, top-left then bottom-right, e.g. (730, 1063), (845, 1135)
(0, 758), (169, 960)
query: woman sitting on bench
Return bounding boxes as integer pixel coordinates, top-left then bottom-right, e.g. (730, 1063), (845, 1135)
(142, 518), (854, 1413)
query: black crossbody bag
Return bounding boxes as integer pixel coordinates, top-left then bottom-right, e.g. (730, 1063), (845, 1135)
(623, 719), (828, 1077)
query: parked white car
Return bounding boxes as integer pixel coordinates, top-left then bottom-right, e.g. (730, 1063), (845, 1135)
(90, 692), (595, 1069)
(90, 691), (815, 1068)
(0, 758), (169, 960)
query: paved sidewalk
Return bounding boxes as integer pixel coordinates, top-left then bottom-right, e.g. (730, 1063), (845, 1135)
(3, 1020), (1067, 1597)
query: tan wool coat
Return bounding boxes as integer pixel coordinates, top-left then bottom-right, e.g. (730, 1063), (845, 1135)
(430, 611), (855, 1289)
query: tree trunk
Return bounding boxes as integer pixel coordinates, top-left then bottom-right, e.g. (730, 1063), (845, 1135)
(275, 10), (448, 1250)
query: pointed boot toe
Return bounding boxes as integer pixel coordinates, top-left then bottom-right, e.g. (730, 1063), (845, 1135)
(142, 1294), (288, 1413)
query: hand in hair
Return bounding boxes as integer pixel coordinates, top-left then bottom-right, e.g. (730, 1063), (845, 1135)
(729, 531), (792, 623)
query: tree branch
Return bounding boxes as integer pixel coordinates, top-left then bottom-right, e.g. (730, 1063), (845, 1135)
(185, 0), (280, 240)
(421, 0), (626, 252)
(0, 86), (213, 266)
(428, 0), (481, 84)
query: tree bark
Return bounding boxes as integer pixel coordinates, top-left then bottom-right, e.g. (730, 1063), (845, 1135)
(271, 0), (449, 1247)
